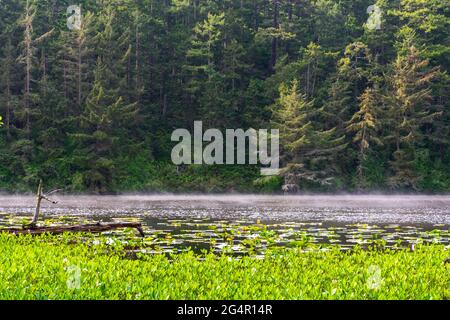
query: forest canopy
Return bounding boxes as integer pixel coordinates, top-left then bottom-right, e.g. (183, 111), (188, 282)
(0, 0), (449, 193)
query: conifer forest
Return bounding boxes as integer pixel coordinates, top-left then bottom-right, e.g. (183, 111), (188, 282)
(0, 0), (449, 193)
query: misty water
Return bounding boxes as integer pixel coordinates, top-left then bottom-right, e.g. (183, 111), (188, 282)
(0, 195), (449, 255)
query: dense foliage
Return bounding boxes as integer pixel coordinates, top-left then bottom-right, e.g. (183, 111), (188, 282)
(0, 0), (449, 193)
(0, 234), (448, 300)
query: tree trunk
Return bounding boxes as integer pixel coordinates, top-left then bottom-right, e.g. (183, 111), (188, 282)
(31, 180), (43, 226)
(77, 35), (82, 108)
(5, 61), (11, 139)
(271, 0), (279, 70)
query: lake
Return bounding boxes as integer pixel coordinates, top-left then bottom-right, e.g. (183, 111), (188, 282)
(0, 195), (449, 255)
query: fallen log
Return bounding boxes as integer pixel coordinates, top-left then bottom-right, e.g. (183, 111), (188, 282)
(1, 222), (145, 237)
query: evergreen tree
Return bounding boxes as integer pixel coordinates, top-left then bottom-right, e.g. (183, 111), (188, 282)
(325, 42), (373, 130)
(60, 10), (94, 112)
(186, 12), (225, 126)
(0, 0), (448, 192)
(0, 37), (16, 139)
(17, 0), (53, 135)
(72, 59), (138, 192)
(393, 0), (450, 69)
(187, 12), (225, 81)
(346, 87), (382, 187)
(385, 42), (440, 189)
(273, 80), (346, 187)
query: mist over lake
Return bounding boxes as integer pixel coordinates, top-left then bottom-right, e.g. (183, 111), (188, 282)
(1, 195), (448, 254)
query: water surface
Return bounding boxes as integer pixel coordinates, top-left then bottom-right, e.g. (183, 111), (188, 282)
(1, 195), (449, 254)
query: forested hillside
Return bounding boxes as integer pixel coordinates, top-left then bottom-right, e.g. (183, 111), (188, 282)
(0, 0), (449, 193)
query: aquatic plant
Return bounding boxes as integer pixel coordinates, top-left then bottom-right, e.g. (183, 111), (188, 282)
(0, 234), (448, 300)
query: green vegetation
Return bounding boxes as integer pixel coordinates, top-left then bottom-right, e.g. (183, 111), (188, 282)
(0, 234), (448, 300)
(0, 0), (449, 193)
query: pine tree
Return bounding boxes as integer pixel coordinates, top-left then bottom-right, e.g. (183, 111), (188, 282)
(325, 79), (353, 132)
(60, 10), (94, 112)
(393, 0), (450, 69)
(273, 79), (346, 187)
(362, 0), (399, 63)
(346, 87), (382, 187)
(322, 42), (374, 178)
(69, 4), (139, 192)
(325, 42), (373, 128)
(0, 37), (15, 139)
(186, 12), (226, 126)
(385, 43), (440, 189)
(17, 0), (53, 135)
(273, 79), (315, 160)
(222, 39), (250, 92)
(429, 72), (450, 161)
(303, 43), (324, 98)
(187, 12), (225, 81)
(72, 59), (138, 192)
